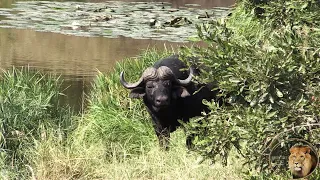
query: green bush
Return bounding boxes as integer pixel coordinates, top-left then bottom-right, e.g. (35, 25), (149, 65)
(181, 0), (320, 177)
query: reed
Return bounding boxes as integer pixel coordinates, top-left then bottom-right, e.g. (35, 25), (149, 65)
(0, 67), (72, 178)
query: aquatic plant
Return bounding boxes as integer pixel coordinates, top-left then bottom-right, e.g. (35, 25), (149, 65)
(0, 1), (229, 42)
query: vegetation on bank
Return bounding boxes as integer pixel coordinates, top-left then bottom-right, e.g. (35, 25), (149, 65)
(1, 0), (320, 179)
(0, 51), (243, 179)
(0, 67), (72, 178)
(181, 0), (320, 178)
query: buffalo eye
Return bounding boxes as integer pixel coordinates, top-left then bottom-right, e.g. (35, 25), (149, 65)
(146, 82), (154, 89)
(163, 80), (171, 87)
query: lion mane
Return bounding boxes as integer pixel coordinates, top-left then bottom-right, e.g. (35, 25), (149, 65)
(288, 145), (317, 178)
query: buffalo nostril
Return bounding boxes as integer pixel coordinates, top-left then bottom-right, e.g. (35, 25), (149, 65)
(155, 96), (169, 105)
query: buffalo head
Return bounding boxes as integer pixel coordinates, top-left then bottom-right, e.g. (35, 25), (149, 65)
(120, 66), (193, 111)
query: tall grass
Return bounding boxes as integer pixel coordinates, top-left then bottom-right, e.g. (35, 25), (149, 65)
(73, 49), (174, 156)
(6, 0), (318, 178)
(0, 67), (72, 178)
(30, 128), (244, 179)
(24, 49), (243, 179)
(0, 49), (243, 179)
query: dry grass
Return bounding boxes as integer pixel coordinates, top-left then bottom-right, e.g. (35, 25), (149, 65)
(30, 129), (243, 180)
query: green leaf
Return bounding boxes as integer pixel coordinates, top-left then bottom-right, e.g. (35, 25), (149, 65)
(301, 2), (308, 9)
(259, 93), (268, 103)
(229, 77), (241, 83)
(266, 111), (277, 119)
(276, 88), (283, 98)
(250, 98), (257, 107)
(269, 95), (274, 104)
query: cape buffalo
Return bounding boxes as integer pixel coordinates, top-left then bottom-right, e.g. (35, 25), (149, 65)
(120, 55), (218, 149)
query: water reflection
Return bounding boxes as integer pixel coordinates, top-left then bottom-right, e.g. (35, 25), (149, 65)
(0, 28), (187, 77)
(0, 0), (235, 112)
(0, 28), (189, 112)
(60, 78), (89, 113)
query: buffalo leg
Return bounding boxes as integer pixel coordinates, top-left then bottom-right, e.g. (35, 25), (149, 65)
(155, 127), (170, 150)
(186, 134), (195, 149)
(182, 118), (195, 149)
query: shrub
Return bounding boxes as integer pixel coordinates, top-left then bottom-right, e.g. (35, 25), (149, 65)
(181, 0), (320, 176)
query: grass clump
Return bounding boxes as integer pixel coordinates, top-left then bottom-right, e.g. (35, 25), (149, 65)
(30, 127), (243, 180)
(0, 67), (71, 178)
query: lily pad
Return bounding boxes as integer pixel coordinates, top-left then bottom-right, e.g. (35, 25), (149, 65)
(0, 1), (230, 42)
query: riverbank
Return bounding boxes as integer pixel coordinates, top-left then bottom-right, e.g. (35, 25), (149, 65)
(2, 0), (320, 179)
(0, 50), (243, 179)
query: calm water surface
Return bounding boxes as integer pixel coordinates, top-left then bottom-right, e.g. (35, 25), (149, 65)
(0, 0), (235, 112)
(0, 28), (188, 111)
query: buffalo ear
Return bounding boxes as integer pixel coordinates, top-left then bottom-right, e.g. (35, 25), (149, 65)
(129, 87), (145, 98)
(173, 86), (190, 98)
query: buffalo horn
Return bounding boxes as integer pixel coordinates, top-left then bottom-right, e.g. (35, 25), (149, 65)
(175, 67), (193, 85)
(120, 71), (144, 89)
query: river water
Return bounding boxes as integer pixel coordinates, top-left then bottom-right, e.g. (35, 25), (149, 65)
(0, 0), (234, 112)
